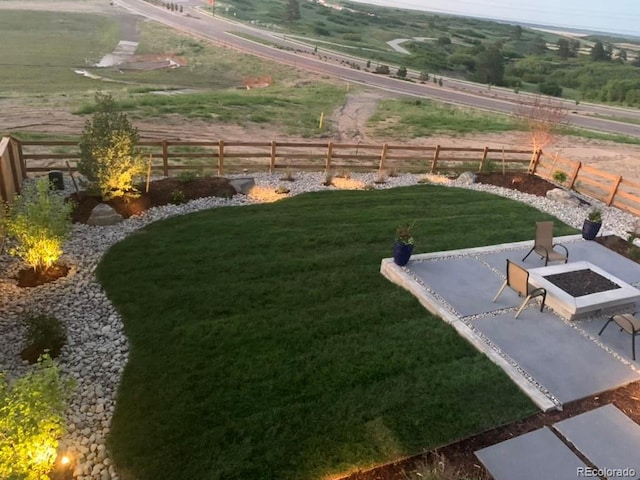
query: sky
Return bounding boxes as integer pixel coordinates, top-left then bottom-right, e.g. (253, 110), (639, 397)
(348, 0), (640, 37)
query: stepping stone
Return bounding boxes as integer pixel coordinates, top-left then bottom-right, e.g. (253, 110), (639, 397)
(475, 427), (588, 480)
(554, 404), (640, 479)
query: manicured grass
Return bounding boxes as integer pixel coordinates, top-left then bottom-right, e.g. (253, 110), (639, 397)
(98, 185), (576, 480)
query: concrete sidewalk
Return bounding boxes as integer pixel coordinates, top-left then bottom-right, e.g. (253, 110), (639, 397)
(381, 235), (640, 411)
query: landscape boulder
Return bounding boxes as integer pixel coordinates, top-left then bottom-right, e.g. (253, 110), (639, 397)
(229, 177), (255, 195)
(456, 171), (477, 185)
(546, 188), (581, 207)
(87, 203), (123, 226)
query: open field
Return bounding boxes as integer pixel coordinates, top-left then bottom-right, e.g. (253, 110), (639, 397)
(96, 185), (578, 480)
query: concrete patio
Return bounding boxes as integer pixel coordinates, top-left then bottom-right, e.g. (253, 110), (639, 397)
(381, 234), (640, 411)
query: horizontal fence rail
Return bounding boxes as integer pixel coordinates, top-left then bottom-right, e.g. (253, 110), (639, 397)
(15, 138), (534, 177)
(532, 151), (640, 216)
(2, 135), (640, 218)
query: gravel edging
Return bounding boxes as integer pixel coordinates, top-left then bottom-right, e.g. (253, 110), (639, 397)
(0, 172), (637, 480)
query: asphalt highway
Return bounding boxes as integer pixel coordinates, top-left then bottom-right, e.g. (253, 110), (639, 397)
(115, 0), (640, 138)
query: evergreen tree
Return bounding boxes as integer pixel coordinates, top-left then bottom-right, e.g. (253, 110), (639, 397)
(286, 0), (300, 22)
(474, 46), (505, 85)
(590, 41), (608, 61)
(556, 39), (570, 60)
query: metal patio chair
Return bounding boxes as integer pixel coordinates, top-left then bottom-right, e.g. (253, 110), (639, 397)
(493, 259), (547, 319)
(522, 221), (569, 266)
(599, 313), (640, 361)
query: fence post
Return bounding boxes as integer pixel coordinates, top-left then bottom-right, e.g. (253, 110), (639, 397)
(607, 175), (623, 206)
(15, 137), (26, 177)
(568, 161), (581, 190)
(430, 145), (441, 173)
(478, 146), (489, 172)
(7, 141), (20, 195)
(161, 140), (169, 177)
(326, 141), (333, 172)
(529, 149), (542, 174)
(218, 140), (225, 176)
(379, 143), (388, 171)
(270, 141), (276, 173)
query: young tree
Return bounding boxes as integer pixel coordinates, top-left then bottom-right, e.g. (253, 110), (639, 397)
(396, 66), (407, 79)
(78, 93), (144, 200)
(3, 178), (73, 275)
(515, 95), (570, 159)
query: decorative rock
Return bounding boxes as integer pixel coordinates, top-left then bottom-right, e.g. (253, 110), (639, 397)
(456, 171), (477, 185)
(546, 188), (581, 206)
(228, 177), (255, 194)
(87, 204), (124, 226)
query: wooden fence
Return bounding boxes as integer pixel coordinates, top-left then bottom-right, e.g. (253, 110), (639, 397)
(15, 138), (533, 177)
(3, 135), (640, 217)
(531, 151), (640, 216)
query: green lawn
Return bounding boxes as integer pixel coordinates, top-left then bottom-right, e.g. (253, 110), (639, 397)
(98, 185), (576, 480)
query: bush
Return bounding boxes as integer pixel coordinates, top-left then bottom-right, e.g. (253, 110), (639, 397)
(0, 356), (74, 480)
(3, 178), (73, 273)
(552, 170), (567, 184)
(78, 92), (144, 200)
(374, 64), (390, 74)
(21, 312), (67, 363)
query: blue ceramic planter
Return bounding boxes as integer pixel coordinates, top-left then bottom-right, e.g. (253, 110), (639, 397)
(393, 241), (414, 266)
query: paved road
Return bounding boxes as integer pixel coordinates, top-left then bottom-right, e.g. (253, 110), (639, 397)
(115, 0), (640, 137)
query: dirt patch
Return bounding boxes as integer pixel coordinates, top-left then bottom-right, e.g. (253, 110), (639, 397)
(475, 172), (558, 197)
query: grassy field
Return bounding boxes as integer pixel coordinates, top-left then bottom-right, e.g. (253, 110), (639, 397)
(98, 185), (577, 480)
(0, 11), (119, 95)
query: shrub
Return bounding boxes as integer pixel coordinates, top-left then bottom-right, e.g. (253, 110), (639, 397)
(21, 312), (67, 363)
(177, 171), (198, 183)
(3, 178), (73, 273)
(552, 170), (567, 184)
(91, 132), (146, 201)
(374, 65), (390, 74)
(0, 356), (74, 480)
(78, 92), (144, 200)
(170, 189), (186, 204)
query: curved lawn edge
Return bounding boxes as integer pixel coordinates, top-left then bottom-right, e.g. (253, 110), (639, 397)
(97, 185), (575, 480)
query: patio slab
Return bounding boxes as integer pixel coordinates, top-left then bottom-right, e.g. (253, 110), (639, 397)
(472, 311), (640, 404)
(406, 257), (510, 317)
(475, 427), (588, 480)
(381, 235), (640, 410)
(554, 404), (640, 479)
(579, 316), (640, 365)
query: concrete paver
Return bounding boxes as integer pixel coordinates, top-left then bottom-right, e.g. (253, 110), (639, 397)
(554, 404), (640, 480)
(475, 427), (588, 480)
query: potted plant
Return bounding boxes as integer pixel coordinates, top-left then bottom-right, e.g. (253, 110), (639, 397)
(393, 222), (415, 266)
(582, 207), (603, 240)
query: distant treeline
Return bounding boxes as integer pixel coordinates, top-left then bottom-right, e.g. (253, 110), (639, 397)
(225, 0), (640, 106)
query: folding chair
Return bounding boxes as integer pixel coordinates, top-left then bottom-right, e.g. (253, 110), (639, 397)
(493, 259), (547, 319)
(522, 221), (569, 266)
(599, 313), (640, 361)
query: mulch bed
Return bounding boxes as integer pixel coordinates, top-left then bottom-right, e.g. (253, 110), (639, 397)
(69, 176), (236, 223)
(475, 172), (558, 197)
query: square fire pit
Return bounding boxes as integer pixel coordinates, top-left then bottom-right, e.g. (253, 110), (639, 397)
(528, 261), (640, 320)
